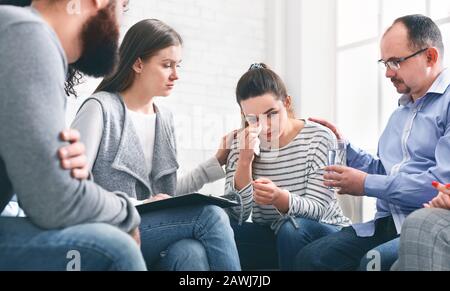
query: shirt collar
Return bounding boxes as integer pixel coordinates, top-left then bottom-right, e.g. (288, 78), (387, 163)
(398, 68), (450, 106)
(428, 68), (450, 94)
(398, 94), (411, 106)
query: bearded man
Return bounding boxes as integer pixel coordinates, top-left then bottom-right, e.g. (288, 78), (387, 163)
(0, 0), (147, 271)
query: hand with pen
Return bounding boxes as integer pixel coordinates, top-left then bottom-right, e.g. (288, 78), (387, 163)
(424, 181), (450, 210)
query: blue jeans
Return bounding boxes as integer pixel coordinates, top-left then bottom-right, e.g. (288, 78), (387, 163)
(139, 205), (241, 271)
(231, 218), (340, 270)
(277, 217), (341, 270)
(0, 217), (146, 271)
(296, 216), (399, 271)
(152, 239), (210, 271)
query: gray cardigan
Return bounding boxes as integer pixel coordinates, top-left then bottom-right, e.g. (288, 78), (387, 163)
(76, 92), (225, 201)
(82, 92), (179, 200)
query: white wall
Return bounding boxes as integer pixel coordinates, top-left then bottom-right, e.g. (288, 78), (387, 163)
(265, 0), (337, 120)
(297, 0), (337, 120)
(274, 0), (364, 222)
(66, 0), (275, 196)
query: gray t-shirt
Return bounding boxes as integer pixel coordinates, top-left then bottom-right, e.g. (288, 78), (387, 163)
(0, 5), (140, 232)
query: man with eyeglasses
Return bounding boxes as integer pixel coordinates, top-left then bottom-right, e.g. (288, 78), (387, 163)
(296, 14), (450, 271)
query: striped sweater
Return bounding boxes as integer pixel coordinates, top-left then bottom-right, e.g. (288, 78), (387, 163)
(225, 121), (351, 233)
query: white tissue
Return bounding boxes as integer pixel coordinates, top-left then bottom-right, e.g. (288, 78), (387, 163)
(254, 138), (260, 156)
(253, 124), (262, 156)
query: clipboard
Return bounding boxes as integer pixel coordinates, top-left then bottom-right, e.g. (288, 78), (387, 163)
(135, 193), (240, 214)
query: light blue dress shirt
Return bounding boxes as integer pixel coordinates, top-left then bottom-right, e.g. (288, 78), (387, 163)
(346, 69), (450, 236)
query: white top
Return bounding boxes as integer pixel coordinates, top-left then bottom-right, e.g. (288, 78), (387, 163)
(71, 100), (104, 171)
(126, 109), (156, 175)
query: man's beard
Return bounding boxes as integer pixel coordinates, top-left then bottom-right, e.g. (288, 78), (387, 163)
(391, 77), (412, 95)
(71, 2), (120, 78)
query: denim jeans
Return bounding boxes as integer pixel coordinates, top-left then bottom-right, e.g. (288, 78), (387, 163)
(230, 217), (340, 270)
(139, 205), (241, 271)
(277, 217), (341, 270)
(152, 239), (210, 271)
(295, 216), (399, 271)
(0, 217), (146, 271)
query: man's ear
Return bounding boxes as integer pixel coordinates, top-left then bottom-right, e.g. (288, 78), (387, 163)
(132, 58), (144, 74)
(426, 47), (439, 66)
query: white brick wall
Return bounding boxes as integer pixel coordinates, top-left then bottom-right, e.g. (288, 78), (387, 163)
(66, 0), (272, 196)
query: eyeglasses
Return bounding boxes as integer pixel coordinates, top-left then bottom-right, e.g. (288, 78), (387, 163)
(378, 48), (429, 71)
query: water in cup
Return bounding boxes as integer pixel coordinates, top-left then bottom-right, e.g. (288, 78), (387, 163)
(327, 140), (346, 190)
